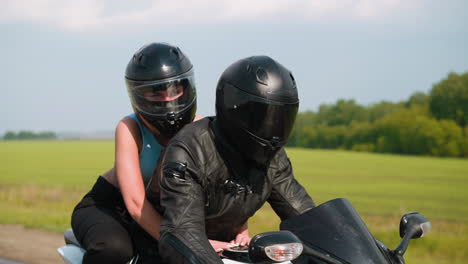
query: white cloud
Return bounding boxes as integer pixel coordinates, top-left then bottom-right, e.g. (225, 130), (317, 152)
(1, 0), (103, 30)
(0, 0), (422, 31)
(353, 0), (407, 18)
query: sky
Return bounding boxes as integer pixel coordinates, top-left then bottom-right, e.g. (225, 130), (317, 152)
(1, 0), (467, 134)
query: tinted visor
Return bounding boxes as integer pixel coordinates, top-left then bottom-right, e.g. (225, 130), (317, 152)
(126, 69), (196, 116)
(222, 84), (298, 142)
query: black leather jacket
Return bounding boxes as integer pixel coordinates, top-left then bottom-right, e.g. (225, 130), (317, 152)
(149, 117), (315, 263)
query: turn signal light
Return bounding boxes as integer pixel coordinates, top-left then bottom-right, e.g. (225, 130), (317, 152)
(265, 243), (303, 262)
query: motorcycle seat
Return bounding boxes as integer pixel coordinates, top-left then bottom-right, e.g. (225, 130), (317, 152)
(64, 228), (81, 247)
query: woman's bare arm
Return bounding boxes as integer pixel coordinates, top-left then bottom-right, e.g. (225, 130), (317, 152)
(115, 118), (162, 240)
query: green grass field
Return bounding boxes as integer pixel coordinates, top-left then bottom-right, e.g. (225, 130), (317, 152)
(1, 140), (467, 263)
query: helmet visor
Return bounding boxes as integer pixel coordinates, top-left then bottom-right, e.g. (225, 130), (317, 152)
(222, 83), (299, 142)
(126, 69), (196, 116)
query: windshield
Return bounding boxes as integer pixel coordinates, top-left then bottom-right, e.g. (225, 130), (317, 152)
(280, 198), (390, 264)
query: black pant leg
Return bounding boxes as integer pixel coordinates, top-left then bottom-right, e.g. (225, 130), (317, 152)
(131, 223), (163, 264)
(71, 177), (134, 264)
(72, 205), (134, 264)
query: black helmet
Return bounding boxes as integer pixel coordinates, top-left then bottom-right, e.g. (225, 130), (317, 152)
(216, 55), (299, 165)
(125, 43), (197, 137)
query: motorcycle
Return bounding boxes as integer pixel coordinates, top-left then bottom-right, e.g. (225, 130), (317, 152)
(57, 198), (431, 263)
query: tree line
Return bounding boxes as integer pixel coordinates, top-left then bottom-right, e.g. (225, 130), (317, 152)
(287, 71), (468, 158)
(3, 72), (467, 157)
(2, 131), (57, 140)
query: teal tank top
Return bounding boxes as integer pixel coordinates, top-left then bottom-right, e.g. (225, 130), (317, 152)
(127, 113), (163, 188)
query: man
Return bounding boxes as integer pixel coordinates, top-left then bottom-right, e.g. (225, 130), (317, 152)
(148, 55), (315, 263)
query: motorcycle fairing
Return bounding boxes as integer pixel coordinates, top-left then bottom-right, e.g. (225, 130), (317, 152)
(280, 198), (390, 264)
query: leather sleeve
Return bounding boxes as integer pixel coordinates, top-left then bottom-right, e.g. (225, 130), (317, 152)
(267, 150), (316, 221)
(158, 141), (223, 264)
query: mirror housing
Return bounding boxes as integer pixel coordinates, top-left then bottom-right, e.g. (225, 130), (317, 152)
(391, 212), (431, 260)
(249, 231), (303, 263)
(399, 212), (431, 239)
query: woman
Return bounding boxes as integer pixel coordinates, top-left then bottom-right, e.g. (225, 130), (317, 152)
(71, 42), (199, 263)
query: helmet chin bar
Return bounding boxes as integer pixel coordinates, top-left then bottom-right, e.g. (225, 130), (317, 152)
(245, 129), (285, 151)
(166, 112), (176, 125)
(218, 113), (285, 166)
(139, 111), (184, 138)
(136, 98), (196, 138)
(242, 128), (285, 165)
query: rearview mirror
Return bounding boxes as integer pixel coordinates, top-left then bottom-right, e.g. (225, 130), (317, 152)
(392, 212), (431, 259)
(399, 212), (431, 239)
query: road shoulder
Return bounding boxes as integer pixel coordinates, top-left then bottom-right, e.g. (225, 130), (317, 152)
(0, 225), (63, 264)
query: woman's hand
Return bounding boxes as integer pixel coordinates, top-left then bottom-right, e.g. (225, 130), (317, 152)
(230, 228), (251, 247)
